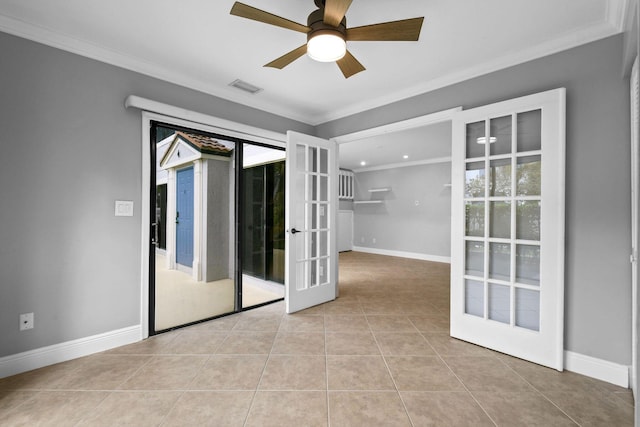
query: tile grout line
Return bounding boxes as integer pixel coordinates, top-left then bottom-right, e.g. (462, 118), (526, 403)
(367, 315), (416, 427)
(493, 356), (583, 426)
(415, 327), (499, 427)
(241, 316), (283, 427)
(324, 311), (332, 427)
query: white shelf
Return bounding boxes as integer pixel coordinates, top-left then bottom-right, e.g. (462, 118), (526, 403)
(368, 187), (391, 193)
(354, 200), (384, 205)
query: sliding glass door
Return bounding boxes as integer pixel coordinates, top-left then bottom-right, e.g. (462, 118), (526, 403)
(149, 124), (285, 333)
(241, 143), (286, 308)
(151, 123), (237, 332)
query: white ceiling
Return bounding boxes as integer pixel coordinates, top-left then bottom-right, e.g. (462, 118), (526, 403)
(0, 0), (629, 126)
(339, 121), (451, 171)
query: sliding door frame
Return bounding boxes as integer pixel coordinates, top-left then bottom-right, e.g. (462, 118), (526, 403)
(137, 106), (285, 339)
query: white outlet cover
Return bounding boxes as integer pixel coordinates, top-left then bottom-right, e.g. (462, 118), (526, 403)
(20, 313), (34, 330)
(115, 200), (134, 217)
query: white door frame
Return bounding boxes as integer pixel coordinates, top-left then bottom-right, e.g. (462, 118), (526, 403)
(331, 107), (462, 145)
(127, 95), (285, 339)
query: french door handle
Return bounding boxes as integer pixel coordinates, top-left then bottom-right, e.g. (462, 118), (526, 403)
(290, 228), (300, 234)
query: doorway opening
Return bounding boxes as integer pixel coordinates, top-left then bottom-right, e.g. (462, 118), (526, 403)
(150, 121), (284, 334)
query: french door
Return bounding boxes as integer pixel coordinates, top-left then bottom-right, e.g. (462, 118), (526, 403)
(450, 88), (566, 370)
(285, 131), (338, 313)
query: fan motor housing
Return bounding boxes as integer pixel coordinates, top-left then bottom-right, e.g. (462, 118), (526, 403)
(307, 8), (347, 42)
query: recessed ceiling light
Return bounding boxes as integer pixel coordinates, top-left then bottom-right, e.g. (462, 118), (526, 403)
(477, 136), (497, 144)
(360, 161), (366, 166)
(403, 155), (409, 159)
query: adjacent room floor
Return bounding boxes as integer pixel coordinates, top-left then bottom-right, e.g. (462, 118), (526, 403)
(0, 252), (634, 426)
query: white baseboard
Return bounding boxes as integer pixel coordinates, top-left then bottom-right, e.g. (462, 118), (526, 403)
(352, 246), (451, 264)
(564, 350), (630, 388)
(0, 325), (142, 379)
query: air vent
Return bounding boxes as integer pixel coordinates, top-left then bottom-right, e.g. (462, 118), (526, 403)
(228, 79), (263, 95)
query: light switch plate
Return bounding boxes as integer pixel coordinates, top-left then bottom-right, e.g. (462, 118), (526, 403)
(115, 200), (134, 217)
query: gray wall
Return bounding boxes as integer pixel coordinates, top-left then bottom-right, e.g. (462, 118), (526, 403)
(205, 158), (231, 282)
(353, 163), (451, 258)
(0, 28), (633, 368)
(0, 31), (311, 358)
(319, 34), (632, 365)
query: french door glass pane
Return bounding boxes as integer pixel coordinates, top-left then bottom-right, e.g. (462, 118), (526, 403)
(516, 288), (540, 331)
(465, 162), (485, 197)
(489, 243), (510, 280)
(310, 175), (318, 200)
(489, 284), (510, 324)
(489, 158), (511, 197)
(516, 244), (540, 286)
(462, 108), (545, 330)
(320, 176), (328, 200)
(517, 110), (542, 152)
(465, 202), (484, 237)
(319, 204), (328, 228)
(516, 201), (541, 240)
(489, 201), (511, 238)
(517, 156), (541, 196)
(465, 241), (484, 276)
(320, 149), (328, 173)
(490, 115), (512, 156)
(310, 147), (318, 172)
(320, 231), (328, 256)
(466, 121), (486, 158)
(319, 258), (329, 285)
(310, 260), (318, 287)
(465, 279), (484, 317)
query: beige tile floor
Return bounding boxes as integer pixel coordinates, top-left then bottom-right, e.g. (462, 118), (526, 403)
(0, 252), (634, 426)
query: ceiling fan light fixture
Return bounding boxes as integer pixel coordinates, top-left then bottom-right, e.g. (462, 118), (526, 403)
(307, 31), (346, 62)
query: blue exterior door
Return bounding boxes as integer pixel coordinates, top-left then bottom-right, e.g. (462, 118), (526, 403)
(176, 166), (194, 267)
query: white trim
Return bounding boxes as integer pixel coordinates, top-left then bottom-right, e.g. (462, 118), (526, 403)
(333, 108), (461, 144)
(0, 14), (311, 124)
(0, 326), (141, 379)
(353, 246), (451, 264)
(353, 156), (452, 173)
(608, 0), (633, 32)
(135, 106), (285, 337)
(320, 21), (619, 124)
(564, 350), (630, 388)
(0, 13), (621, 126)
(126, 96), (286, 147)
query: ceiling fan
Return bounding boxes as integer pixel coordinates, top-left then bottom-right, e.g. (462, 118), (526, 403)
(230, 0), (424, 78)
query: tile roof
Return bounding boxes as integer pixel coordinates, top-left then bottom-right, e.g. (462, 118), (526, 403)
(175, 131), (233, 157)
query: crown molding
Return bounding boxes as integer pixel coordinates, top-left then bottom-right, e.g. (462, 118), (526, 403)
(0, 14), (312, 125)
(0, 6), (626, 127)
(315, 19), (622, 125)
(607, 0), (633, 31)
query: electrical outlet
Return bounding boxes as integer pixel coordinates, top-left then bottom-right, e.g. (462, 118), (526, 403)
(360, 236), (365, 243)
(372, 237), (376, 244)
(20, 313), (34, 331)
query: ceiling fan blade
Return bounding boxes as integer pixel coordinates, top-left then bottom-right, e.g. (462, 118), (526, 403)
(324, 0), (353, 27)
(336, 50), (365, 78)
(264, 44), (308, 69)
(230, 2), (309, 33)
(347, 17), (424, 41)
